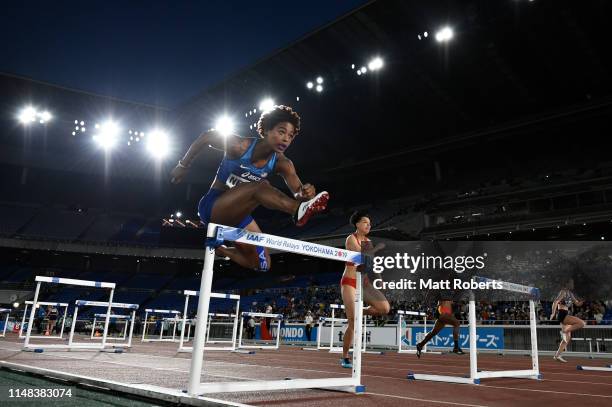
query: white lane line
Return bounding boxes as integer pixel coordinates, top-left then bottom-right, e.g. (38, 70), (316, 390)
(480, 384), (612, 398)
(366, 392), (489, 407)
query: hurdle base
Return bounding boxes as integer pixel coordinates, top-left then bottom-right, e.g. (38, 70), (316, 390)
(193, 377), (364, 394)
(476, 369), (540, 380)
(577, 365), (612, 372)
(408, 373), (479, 385)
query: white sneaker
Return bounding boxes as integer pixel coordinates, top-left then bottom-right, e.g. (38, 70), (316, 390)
(294, 191), (329, 226)
(554, 355), (567, 363)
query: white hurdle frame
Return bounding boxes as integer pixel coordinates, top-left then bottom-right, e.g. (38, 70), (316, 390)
(69, 300), (138, 351)
(141, 309), (181, 342)
(0, 309), (9, 337)
(89, 310), (137, 348)
(19, 301), (69, 339)
(186, 223), (366, 396)
(397, 310), (441, 355)
(178, 290), (241, 352)
(409, 277), (541, 384)
(318, 304), (373, 353)
(238, 311), (282, 350)
(23, 276), (115, 352)
(91, 314), (128, 339)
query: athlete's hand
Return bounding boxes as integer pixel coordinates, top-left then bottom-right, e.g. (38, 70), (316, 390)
(299, 183), (316, 199)
(170, 165), (189, 184)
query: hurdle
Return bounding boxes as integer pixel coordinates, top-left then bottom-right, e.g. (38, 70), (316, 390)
(577, 364), (612, 372)
(408, 276), (541, 384)
(0, 309), (9, 337)
(23, 276), (115, 352)
(141, 309), (181, 342)
(89, 310), (137, 348)
(178, 290), (240, 352)
(19, 301), (69, 339)
(186, 223), (366, 396)
(310, 304), (381, 354)
(397, 310), (441, 355)
(68, 300), (138, 351)
(238, 311), (282, 350)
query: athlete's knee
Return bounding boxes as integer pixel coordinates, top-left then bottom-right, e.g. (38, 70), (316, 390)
(578, 320), (586, 329)
(371, 302), (390, 316)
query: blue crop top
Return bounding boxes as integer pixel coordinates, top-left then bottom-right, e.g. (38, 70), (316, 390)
(215, 138), (277, 189)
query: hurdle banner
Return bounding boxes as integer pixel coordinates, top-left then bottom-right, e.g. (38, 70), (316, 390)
(178, 290), (241, 352)
(18, 301), (69, 340)
(23, 276), (116, 352)
(408, 276), (541, 385)
(186, 223), (366, 396)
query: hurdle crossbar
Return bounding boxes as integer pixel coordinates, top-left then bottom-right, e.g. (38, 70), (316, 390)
(186, 223), (365, 396)
(409, 276), (541, 384)
(238, 311), (282, 350)
(178, 291), (241, 352)
(18, 301), (69, 339)
(23, 277), (116, 352)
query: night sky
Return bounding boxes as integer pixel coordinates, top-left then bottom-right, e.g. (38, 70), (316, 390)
(1, 1), (367, 108)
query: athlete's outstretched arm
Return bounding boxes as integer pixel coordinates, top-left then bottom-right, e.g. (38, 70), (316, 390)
(170, 131), (240, 184)
(275, 156), (316, 200)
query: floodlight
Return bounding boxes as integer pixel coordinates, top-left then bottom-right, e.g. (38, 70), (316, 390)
(214, 115), (235, 137)
(435, 26), (453, 42)
(146, 129), (171, 159)
(259, 98), (275, 113)
(92, 120), (120, 150)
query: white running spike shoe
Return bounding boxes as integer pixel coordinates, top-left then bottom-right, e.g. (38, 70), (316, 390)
(294, 191), (329, 226)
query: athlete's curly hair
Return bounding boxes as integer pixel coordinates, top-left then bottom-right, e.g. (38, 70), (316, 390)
(256, 105), (300, 137)
(350, 210), (370, 227)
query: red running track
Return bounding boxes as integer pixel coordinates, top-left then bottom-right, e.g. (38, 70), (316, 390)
(0, 335), (611, 406)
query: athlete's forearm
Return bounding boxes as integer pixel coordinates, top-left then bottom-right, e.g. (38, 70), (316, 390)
(180, 131), (214, 167)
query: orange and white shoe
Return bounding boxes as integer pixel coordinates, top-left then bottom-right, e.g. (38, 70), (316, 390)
(294, 191), (329, 227)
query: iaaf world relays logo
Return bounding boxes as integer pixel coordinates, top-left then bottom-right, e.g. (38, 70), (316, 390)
(241, 232), (350, 260)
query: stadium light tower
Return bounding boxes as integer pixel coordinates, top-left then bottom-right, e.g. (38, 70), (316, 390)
(258, 98), (275, 113)
(367, 57), (384, 71)
(435, 26), (454, 43)
(92, 120), (120, 150)
(18, 106), (37, 124)
(146, 129), (171, 160)
(214, 115), (235, 137)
